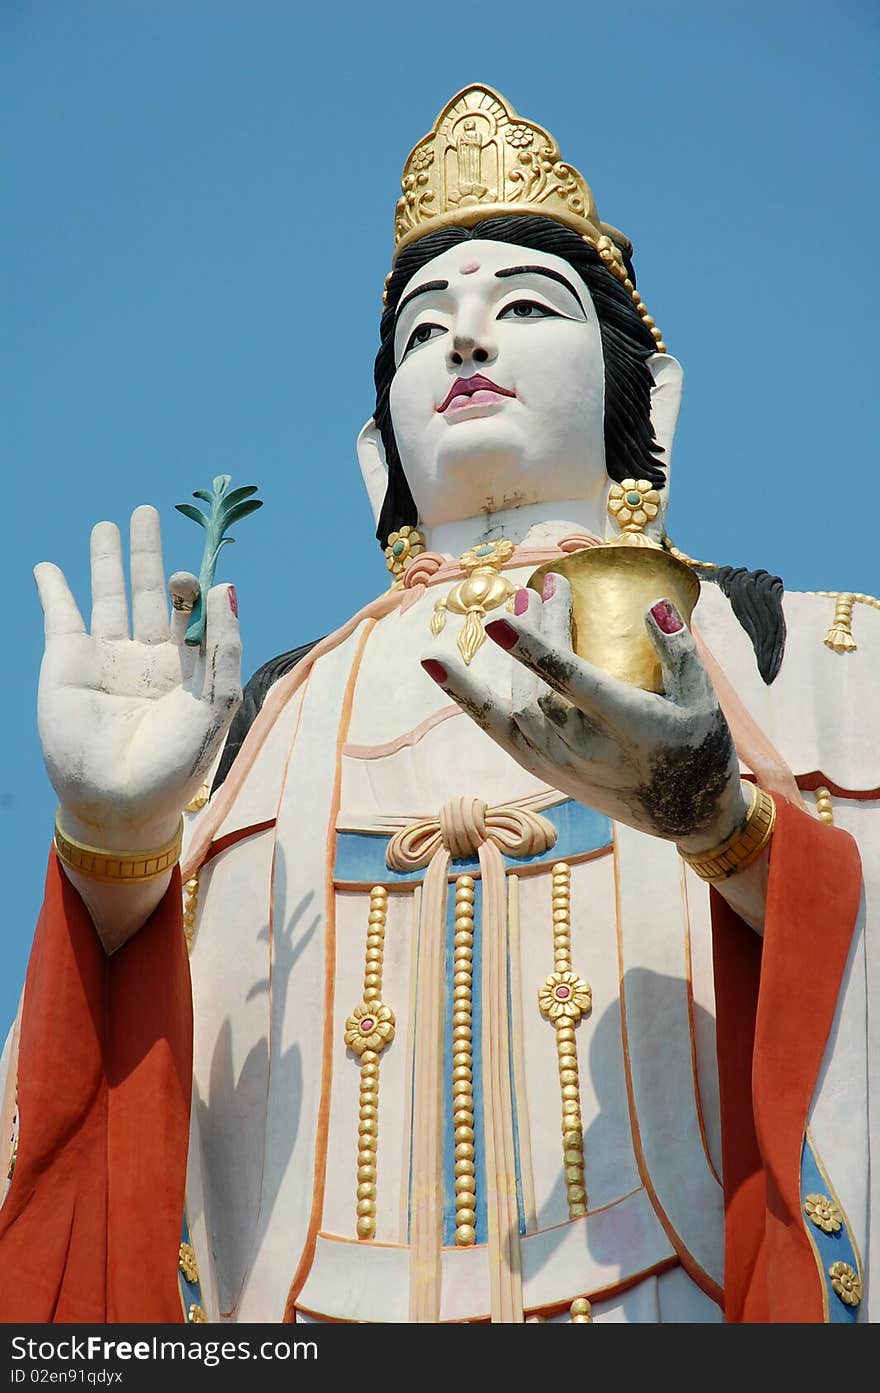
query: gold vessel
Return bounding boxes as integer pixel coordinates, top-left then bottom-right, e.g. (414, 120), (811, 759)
(527, 545), (701, 694)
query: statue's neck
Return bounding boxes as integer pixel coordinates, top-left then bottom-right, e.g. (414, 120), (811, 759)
(426, 497), (608, 560)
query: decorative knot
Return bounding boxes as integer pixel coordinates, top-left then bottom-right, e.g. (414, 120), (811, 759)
(403, 552), (446, 588)
(439, 796), (490, 860)
(386, 797), (557, 871)
(557, 534), (603, 553)
(399, 550), (449, 613)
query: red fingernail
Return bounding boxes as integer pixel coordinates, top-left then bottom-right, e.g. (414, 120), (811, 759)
(228, 585), (238, 617)
(421, 658), (448, 684)
(514, 588), (529, 616)
(542, 573), (557, 601)
(485, 619), (519, 650)
(651, 599), (683, 634)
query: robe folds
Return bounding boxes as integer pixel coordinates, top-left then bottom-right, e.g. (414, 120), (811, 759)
(1, 569), (877, 1323)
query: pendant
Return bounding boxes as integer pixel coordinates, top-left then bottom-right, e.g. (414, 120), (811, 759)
(430, 539), (517, 664)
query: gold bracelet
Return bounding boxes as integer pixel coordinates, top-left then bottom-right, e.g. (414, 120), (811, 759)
(678, 785), (776, 882)
(54, 811), (184, 884)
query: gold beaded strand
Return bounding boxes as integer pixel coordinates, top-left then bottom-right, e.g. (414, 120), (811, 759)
(538, 863), (592, 1220)
(451, 874), (477, 1247)
(814, 787), (835, 826)
(343, 886), (396, 1240)
(570, 1296), (593, 1323)
(182, 870), (200, 954)
(591, 234), (667, 354)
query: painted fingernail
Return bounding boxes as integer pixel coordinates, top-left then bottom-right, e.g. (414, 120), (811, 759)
(421, 658), (448, 684)
(514, 588), (530, 616)
(651, 599), (683, 634)
(228, 585), (238, 617)
(485, 619), (519, 651)
(542, 573), (557, 601)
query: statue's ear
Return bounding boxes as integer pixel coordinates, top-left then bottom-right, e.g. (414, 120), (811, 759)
(648, 351), (684, 483)
(357, 418), (388, 530)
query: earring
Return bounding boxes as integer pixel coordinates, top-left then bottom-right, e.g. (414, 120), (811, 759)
(384, 525), (426, 583)
(607, 480), (662, 546)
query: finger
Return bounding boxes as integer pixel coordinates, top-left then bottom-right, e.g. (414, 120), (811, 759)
(510, 587), (545, 720)
(536, 571), (574, 654)
(484, 610), (648, 729)
(89, 521), (130, 638)
(644, 599), (716, 708)
(34, 562), (86, 638)
(421, 651), (583, 782)
(130, 505), (169, 643)
(510, 582), (580, 743)
(420, 654), (518, 751)
(168, 571), (200, 645)
(201, 584), (242, 712)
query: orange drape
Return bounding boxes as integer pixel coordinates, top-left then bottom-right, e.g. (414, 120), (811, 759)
(0, 854), (192, 1322)
(711, 797), (862, 1322)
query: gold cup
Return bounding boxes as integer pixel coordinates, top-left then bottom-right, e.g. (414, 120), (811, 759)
(527, 545), (701, 693)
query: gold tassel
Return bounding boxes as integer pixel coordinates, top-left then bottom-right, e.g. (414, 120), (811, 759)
(458, 608), (487, 665)
(824, 594), (857, 652)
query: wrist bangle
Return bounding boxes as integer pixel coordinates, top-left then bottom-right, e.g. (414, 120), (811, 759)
(678, 784), (776, 883)
(54, 810), (183, 884)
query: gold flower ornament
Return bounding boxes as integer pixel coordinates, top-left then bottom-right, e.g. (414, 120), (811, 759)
(344, 1002), (396, 1056)
(804, 1193), (842, 1234)
(385, 525), (425, 581)
(538, 970), (593, 1023)
(607, 479), (661, 537)
(828, 1261), (862, 1307)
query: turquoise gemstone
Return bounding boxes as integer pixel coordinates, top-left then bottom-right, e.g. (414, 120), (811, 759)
(625, 491), (642, 506)
(475, 543), (493, 556)
(392, 540), (405, 556)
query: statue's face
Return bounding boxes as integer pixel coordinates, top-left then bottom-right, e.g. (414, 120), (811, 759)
(389, 239), (606, 529)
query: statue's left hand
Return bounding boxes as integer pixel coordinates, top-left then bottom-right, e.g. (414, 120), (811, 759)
(421, 572), (749, 855)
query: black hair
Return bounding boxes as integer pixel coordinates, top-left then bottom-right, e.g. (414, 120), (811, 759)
(374, 215), (664, 546)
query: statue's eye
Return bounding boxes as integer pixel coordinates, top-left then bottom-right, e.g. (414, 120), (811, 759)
(498, 300), (561, 320)
(403, 322), (446, 356)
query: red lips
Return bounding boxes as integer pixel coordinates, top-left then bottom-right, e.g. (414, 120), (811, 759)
(437, 374), (516, 413)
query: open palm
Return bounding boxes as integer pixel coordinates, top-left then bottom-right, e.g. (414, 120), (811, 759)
(35, 504), (242, 847)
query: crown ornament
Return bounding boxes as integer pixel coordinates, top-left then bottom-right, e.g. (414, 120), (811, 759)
(392, 85), (665, 352)
(394, 83), (610, 252)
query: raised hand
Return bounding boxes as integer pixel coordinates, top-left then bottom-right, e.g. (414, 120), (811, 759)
(35, 504), (242, 854)
(421, 571), (749, 855)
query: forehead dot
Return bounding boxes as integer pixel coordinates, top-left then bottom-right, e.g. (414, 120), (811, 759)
(460, 261), (480, 275)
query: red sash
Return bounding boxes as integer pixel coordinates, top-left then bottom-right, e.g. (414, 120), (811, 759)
(712, 797), (862, 1321)
(0, 854), (192, 1322)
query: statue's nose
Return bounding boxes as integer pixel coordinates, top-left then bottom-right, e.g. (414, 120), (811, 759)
(447, 332), (496, 370)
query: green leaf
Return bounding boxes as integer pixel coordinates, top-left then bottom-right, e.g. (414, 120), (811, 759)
(176, 503), (208, 528)
(192, 489), (214, 504)
(223, 499), (264, 527)
(221, 485), (260, 509)
(212, 474), (232, 495)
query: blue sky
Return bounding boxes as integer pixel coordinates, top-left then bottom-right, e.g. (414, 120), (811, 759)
(2, 2), (878, 1029)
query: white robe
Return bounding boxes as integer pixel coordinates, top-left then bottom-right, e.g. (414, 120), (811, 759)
(168, 569), (879, 1323)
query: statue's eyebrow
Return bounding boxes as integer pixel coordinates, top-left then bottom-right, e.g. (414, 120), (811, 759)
(495, 265), (584, 313)
(394, 279), (449, 323)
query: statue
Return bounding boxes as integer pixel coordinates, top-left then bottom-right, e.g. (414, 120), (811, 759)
(1, 85), (876, 1325)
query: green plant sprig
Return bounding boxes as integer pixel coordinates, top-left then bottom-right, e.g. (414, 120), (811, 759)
(175, 474), (263, 645)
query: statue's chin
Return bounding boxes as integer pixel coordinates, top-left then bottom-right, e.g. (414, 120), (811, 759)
(409, 438), (538, 530)
(399, 417), (608, 532)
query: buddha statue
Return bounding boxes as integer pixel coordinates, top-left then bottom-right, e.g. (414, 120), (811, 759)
(1, 85), (875, 1325)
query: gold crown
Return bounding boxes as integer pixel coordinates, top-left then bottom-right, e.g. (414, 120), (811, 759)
(396, 84), (618, 254)
(392, 85), (666, 351)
